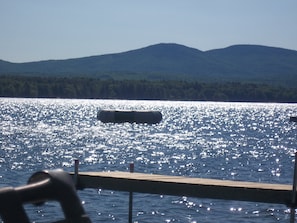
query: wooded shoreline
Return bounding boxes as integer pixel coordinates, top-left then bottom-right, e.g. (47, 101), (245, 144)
(1, 76), (297, 103)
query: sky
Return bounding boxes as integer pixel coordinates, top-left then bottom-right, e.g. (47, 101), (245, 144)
(1, 0), (297, 63)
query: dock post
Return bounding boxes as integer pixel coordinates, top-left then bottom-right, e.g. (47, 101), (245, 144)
(129, 163), (134, 223)
(290, 152), (297, 223)
(74, 159), (79, 187)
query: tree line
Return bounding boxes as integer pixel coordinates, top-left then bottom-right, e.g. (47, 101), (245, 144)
(0, 75), (297, 102)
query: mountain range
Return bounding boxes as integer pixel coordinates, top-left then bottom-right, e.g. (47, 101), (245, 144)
(1, 43), (297, 87)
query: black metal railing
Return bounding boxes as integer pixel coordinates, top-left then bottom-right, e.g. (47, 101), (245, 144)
(0, 169), (91, 223)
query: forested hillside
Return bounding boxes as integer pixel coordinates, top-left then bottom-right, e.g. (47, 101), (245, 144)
(1, 43), (297, 102)
(1, 76), (296, 102)
(1, 43), (297, 87)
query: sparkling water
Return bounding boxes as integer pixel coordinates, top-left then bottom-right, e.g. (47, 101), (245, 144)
(1, 98), (297, 222)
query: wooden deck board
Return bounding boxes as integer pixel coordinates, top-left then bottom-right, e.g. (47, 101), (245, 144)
(73, 171), (294, 206)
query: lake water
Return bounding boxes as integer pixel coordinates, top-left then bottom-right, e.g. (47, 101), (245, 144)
(1, 98), (297, 222)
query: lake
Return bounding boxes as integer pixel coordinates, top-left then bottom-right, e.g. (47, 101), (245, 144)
(1, 98), (297, 222)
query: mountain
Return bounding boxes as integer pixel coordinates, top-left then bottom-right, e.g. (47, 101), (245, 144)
(1, 43), (297, 87)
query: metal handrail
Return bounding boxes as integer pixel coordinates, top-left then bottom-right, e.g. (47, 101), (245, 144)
(0, 169), (91, 223)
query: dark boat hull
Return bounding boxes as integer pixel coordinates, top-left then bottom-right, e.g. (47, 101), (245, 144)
(97, 110), (162, 124)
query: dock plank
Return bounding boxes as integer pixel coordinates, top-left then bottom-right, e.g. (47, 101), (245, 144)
(74, 171), (293, 205)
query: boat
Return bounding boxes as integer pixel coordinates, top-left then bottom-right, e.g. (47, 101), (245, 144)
(97, 110), (162, 124)
(290, 116), (297, 122)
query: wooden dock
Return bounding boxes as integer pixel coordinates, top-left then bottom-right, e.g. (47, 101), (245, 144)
(73, 171), (294, 206)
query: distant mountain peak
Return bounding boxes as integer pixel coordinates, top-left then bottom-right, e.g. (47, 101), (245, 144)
(124, 43), (203, 57)
(208, 44), (297, 55)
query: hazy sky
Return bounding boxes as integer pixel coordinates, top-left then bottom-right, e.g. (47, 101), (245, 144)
(1, 0), (297, 62)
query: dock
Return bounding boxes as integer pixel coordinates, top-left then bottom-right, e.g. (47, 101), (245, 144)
(1, 168), (296, 222)
(73, 171), (293, 205)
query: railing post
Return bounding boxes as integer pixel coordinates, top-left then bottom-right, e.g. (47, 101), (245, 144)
(129, 163), (134, 223)
(74, 159), (79, 187)
(290, 152), (297, 223)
